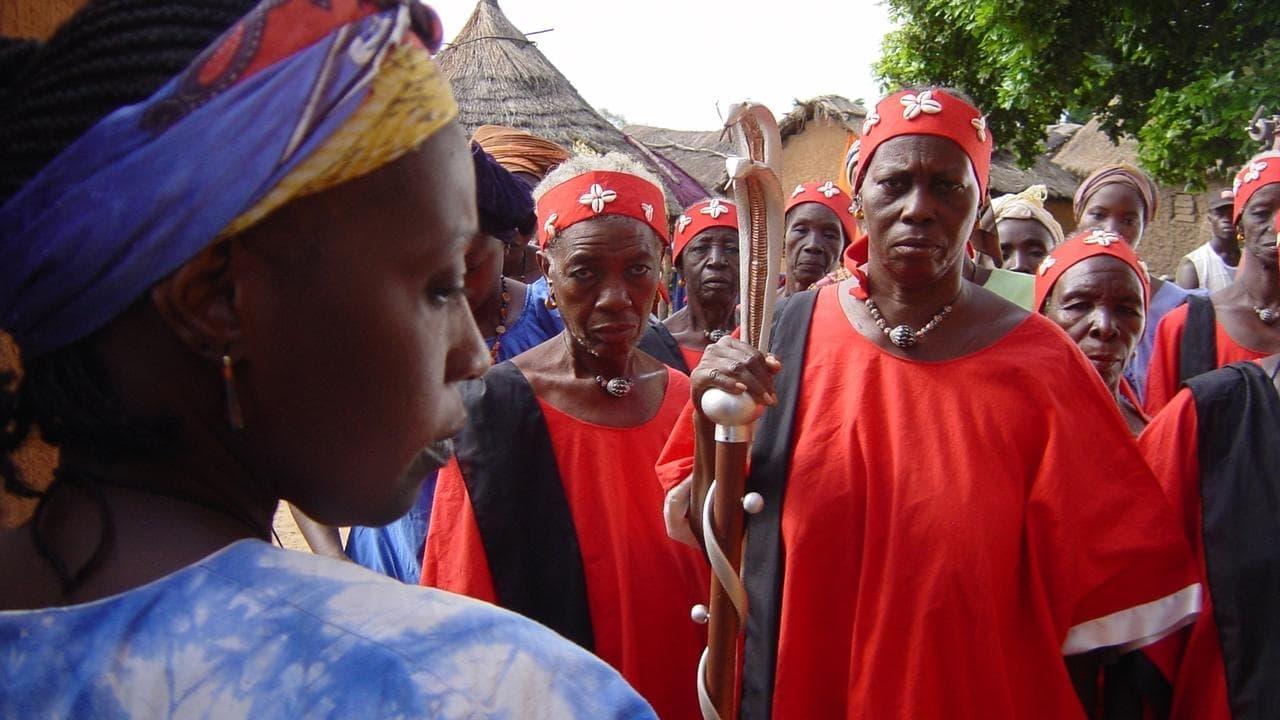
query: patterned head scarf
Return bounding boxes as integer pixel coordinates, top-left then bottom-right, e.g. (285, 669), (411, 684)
(0, 0), (457, 359)
(1072, 164), (1158, 224)
(991, 185), (1065, 247)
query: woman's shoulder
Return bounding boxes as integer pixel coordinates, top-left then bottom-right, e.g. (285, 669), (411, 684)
(1155, 300), (1191, 336)
(0, 540), (653, 719)
(983, 312), (1103, 387)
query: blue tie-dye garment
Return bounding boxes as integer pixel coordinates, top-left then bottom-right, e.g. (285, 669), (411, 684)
(0, 539), (654, 719)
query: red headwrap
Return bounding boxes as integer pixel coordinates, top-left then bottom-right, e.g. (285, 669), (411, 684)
(785, 181), (860, 247)
(1232, 151), (1280, 222)
(851, 89), (994, 197)
(672, 199), (738, 261)
(1033, 229), (1149, 313)
(535, 171), (668, 248)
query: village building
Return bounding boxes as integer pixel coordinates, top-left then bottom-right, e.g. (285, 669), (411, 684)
(437, 0), (709, 208)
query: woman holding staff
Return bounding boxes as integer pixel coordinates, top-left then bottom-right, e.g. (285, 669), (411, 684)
(659, 87), (1199, 719)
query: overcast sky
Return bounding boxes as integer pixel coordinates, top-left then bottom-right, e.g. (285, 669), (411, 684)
(429, 0), (896, 131)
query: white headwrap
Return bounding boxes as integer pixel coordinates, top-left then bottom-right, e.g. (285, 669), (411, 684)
(991, 185), (1065, 247)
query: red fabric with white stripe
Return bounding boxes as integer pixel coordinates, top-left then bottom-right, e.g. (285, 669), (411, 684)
(656, 286), (1198, 718)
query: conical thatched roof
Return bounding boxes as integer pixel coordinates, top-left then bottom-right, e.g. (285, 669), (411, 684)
(437, 0), (708, 207)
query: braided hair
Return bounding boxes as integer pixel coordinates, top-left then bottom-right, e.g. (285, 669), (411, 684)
(0, 0), (258, 594)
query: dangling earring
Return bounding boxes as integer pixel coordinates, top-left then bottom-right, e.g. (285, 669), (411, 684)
(545, 282), (558, 310)
(852, 196), (865, 219)
(221, 353), (245, 431)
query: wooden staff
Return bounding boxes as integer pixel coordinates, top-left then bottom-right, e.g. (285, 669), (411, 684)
(690, 102), (784, 720)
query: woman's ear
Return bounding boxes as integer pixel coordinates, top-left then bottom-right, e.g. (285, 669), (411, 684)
(149, 240), (243, 359)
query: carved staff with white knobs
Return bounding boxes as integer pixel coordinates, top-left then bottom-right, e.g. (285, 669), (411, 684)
(686, 102), (784, 720)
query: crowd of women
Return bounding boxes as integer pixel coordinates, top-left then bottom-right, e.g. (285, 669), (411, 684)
(1, 1), (1277, 718)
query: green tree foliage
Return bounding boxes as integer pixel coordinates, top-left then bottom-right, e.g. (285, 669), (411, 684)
(874, 0), (1280, 188)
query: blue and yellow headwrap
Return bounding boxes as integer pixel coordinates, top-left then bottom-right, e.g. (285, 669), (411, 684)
(0, 0), (457, 359)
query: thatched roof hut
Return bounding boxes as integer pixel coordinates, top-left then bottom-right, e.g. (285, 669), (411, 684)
(437, 0), (708, 206)
(624, 126), (732, 196)
(777, 95), (868, 142)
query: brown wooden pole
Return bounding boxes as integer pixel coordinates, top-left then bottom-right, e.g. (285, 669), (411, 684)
(689, 413), (717, 546)
(704, 437), (751, 718)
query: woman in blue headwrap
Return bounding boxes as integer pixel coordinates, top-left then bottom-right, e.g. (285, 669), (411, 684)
(0, 2), (651, 717)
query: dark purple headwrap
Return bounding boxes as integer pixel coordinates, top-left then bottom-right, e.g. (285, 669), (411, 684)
(471, 143), (536, 241)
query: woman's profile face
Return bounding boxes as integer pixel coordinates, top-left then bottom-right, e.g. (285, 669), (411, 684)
(1078, 184), (1146, 249)
(860, 134), (980, 286)
(233, 123), (487, 527)
(542, 215), (661, 360)
(1043, 255), (1145, 391)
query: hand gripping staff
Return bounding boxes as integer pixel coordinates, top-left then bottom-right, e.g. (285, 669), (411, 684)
(689, 103), (784, 720)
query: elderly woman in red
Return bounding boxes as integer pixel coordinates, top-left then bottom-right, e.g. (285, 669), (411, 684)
(657, 87), (1199, 719)
(1143, 151), (1280, 413)
(1035, 228), (1151, 434)
(661, 199), (740, 371)
(1133, 209), (1280, 720)
(422, 154), (707, 720)
(781, 181), (859, 295)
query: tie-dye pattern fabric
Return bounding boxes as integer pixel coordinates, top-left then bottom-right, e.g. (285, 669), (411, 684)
(0, 539), (653, 719)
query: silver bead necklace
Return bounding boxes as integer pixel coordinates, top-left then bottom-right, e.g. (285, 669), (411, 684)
(595, 375), (635, 397)
(861, 296), (957, 350)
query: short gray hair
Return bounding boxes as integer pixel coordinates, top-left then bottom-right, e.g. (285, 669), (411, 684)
(533, 152), (662, 202)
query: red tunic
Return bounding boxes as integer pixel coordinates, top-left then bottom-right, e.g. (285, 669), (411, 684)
(423, 368), (708, 720)
(679, 345), (704, 375)
(1143, 303), (1268, 415)
(1138, 389), (1231, 720)
(656, 286), (1199, 719)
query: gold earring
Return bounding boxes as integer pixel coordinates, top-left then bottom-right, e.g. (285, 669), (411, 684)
(221, 354), (245, 431)
(545, 291), (557, 310)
